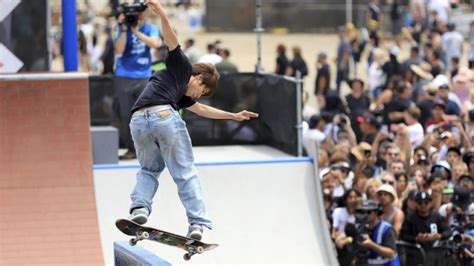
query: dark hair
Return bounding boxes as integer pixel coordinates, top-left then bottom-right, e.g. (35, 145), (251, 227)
(222, 49), (230, 57)
(186, 38), (195, 46)
(338, 189), (361, 207)
(394, 172), (408, 182)
(277, 44), (286, 55)
(207, 43), (216, 52)
(191, 63), (220, 97)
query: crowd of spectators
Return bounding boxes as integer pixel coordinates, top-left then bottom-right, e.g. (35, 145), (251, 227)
(299, 0), (474, 265)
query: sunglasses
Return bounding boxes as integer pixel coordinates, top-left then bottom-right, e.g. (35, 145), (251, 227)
(388, 152), (400, 157)
(356, 210), (376, 215)
(382, 180), (395, 185)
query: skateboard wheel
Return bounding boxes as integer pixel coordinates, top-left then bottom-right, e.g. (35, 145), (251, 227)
(196, 246), (204, 254)
(141, 231), (149, 239)
(183, 253), (192, 261)
(129, 238), (137, 246)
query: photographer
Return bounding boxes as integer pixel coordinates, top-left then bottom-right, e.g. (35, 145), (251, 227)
(354, 200), (400, 266)
(114, 0), (161, 159)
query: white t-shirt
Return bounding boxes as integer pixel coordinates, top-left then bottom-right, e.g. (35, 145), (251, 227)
(197, 53), (222, 65)
(408, 123), (425, 147)
(368, 61), (384, 94)
(428, 0), (450, 23)
(332, 207), (356, 232)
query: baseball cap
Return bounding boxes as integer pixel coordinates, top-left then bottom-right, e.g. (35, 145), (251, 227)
(433, 99), (446, 109)
(431, 161), (451, 173)
(451, 188), (471, 207)
(357, 112), (379, 127)
(415, 191), (432, 202)
(432, 74), (450, 89)
(357, 200), (379, 211)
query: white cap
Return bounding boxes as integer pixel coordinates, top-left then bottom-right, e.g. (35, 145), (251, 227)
(389, 46), (400, 56)
(432, 74), (449, 88)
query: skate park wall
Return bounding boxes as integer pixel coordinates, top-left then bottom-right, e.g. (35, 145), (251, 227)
(0, 73), (103, 265)
(94, 155), (337, 264)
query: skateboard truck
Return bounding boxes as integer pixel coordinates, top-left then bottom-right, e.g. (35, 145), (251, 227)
(183, 245), (204, 261)
(129, 231), (149, 246)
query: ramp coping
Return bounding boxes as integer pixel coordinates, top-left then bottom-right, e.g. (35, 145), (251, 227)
(114, 241), (171, 266)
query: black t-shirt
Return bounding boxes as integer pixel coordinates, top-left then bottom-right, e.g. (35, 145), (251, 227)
(383, 96), (412, 125)
(276, 55), (288, 75)
(131, 45), (196, 113)
(315, 63), (330, 95)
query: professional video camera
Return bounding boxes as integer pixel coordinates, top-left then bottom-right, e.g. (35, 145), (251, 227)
(434, 188), (473, 256)
(117, 0), (148, 27)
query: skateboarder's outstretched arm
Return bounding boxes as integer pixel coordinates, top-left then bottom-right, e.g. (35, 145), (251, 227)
(145, 0), (178, 51)
(187, 102), (259, 121)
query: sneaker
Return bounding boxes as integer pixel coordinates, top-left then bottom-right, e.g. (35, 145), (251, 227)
(128, 207), (149, 225)
(187, 224), (203, 240)
(120, 150), (137, 160)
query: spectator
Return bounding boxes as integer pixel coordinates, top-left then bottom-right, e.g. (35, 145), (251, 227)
(368, 48), (387, 99)
(356, 112), (379, 144)
(450, 56), (460, 79)
(366, 178), (383, 201)
(346, 79), (371, 141)
(389, 159), (406, 176)
(315, 51), (331, 98)
(198, 43), (222, 65)
(427, 50), (445, 77)
(390, 0), (404, 46)
(215, 49), (238, 74)
(401, 46), (421, 77)
(417, 82), (438, 127)
(332, 189), (360, 238)
(441, 23), (463, 71)
(384, 79), (413, 126)
(377, 184), (405, 238)
(413, 167), (431, 192)
(114, 5), (161, 159)
(275, 44), (288, 75)
(183, 38), (202, 64)
(463, 151), (474, 175)
(336, 25), (352, 94)
(434, 76), (461, 117)
(438, 187), (472, 226)
(401, 191), (450, 265)
(303, 114), (327, 158)
(394, 172), (410, 203)
(402, 189), (417, 217)
(404, 106), (424, 148)
(451, 161), (468, 186)
(355, 200), (400, 266)
(100, 26), (115, 74)
(286, 46), (308, 79)
(409, 62), (433, 102)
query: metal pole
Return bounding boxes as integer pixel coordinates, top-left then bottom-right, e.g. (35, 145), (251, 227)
(62, 0), (78, 71)
(254, 0), (264, 73)
(296, 71), (303, 157)
(346, 0), (352, 24)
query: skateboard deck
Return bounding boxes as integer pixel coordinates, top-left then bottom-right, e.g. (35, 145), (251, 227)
(115, 219), (218, 261)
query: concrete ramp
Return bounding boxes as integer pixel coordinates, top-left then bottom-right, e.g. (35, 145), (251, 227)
(94, 146), (336, 265)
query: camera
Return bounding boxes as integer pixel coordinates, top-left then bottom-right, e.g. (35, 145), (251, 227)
(117, 0), (148, 27)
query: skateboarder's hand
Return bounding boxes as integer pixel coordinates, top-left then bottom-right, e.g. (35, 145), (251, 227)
(233, 110), (259, 121)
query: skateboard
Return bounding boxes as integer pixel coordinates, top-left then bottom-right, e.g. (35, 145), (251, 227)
(115, 219), (218, 261)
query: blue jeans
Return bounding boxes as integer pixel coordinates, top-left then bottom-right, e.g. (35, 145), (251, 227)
(129, 105), (212, 229)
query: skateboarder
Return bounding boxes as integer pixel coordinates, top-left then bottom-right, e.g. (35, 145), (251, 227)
(127, 0), (259, 241)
